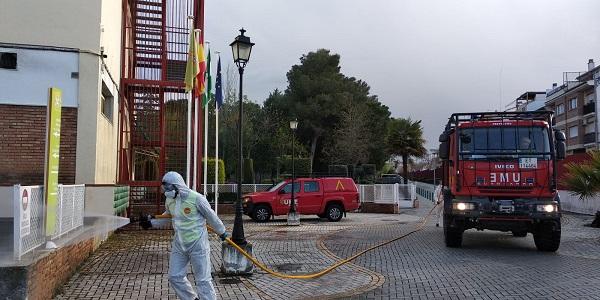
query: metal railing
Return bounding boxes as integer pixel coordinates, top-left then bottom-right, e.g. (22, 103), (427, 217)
(358, 183), (416, 205)
(200, 184), (273, 194)
(413, 181), (442, 203)
(13, 184), (85, 259)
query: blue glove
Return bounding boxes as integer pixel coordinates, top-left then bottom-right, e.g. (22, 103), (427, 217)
(220, 232), (229, 241)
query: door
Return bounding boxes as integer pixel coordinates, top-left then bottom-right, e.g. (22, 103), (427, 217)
(299, 180), (322, 214)
(276, 182), (300, 214)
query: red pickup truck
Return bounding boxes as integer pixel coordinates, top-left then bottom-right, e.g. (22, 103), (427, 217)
(243, 177), (360, 222)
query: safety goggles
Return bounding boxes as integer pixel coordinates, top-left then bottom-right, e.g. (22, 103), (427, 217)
(161, 182), (176, 192)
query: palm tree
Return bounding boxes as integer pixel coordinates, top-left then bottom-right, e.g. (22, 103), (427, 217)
(563, 151), (600, 199)
(386, 118), (426, 184)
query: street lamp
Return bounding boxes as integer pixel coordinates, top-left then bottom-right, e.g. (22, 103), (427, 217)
(287, 119), (300, 226)
(222, 28), (254, 275)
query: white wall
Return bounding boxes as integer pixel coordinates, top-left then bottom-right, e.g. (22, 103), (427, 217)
(0, 0), (102, 52)
(0, 47), (79, 107)
(559, 190), (600, 215)
(85, 186), (115, 216)
(0, 186), (15, 218)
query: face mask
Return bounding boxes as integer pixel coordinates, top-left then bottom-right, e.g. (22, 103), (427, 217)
(164, 190), (177, 199)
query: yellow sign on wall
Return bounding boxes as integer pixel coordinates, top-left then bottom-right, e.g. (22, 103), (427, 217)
(45, 88), (62, 236)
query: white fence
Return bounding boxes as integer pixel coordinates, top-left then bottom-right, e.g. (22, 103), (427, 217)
(358, 184), (416, 209)
(559, 191), (600, 215)
(414, 182), (442, 203)
(200, 184), (273, 194)
(13, 184), (85, 259)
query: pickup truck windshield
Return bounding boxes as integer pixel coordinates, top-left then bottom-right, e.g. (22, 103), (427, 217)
(459, 126), (550, 160)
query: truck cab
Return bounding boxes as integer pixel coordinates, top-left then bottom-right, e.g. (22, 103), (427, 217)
(243, 177), (360, 222)
(438, 111), (566, 251)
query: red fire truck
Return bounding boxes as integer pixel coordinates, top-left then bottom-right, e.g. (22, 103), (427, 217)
(438, 111), (566, 251)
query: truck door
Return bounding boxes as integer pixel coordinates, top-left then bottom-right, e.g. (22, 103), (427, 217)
(276, 182), (300, 214)
(299, 180), (322, 214)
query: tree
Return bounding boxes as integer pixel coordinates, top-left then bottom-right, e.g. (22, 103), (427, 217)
(323, 102), (370, 165)
(386, 118), (427, 184)
(563, 151), (600, 199)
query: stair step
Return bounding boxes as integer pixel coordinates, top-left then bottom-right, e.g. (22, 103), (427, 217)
(137, 8), (162, 15)
(136, 57), (162, 63)
(136, 16), (162, 22)
(137, 0), (162, 8)
(135, 22), (163, 29)
(136, 36), (162, 43)
(135, 63), (163, 69)
(136, 30), (162, 36)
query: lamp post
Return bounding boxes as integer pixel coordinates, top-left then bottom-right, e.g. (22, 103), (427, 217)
(287, 119), (300, 225)
(222, 28), (254, 275)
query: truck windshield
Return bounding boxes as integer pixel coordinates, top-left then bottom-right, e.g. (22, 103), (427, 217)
(459, 126), (550, 160)
(268, 181), (287, 192)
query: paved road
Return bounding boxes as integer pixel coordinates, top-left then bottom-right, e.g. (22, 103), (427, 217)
(55, 202), (600, 299)
(325, 201), (600, 299)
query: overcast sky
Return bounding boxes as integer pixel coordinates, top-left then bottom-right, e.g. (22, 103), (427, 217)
(204, 0), (600, 150)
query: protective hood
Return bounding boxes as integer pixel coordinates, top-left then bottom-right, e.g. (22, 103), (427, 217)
(162, 171), (191, 199)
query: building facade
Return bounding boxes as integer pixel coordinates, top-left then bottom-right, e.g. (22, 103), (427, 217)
(0, 0), (122, 185)
(544, 59), (599, 154)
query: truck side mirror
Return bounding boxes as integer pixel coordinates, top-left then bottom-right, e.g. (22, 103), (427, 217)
(556, 141), (566, 160)
(438, 132), (449, 160)
(554, 130), (566, 142)
(439, 141), (449, 160)
(278, 189), (286, 194)
(554, 130), (566, 160)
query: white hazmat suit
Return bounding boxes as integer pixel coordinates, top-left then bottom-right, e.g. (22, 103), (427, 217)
(161, 171), (227, 300)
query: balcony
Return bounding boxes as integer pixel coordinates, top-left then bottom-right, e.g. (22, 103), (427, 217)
(584, 132), (596, 145)
(584, 102), (596, 115)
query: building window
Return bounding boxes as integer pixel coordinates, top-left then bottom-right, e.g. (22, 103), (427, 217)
(569, 98), (577, 110)
(569, 126), (578, 138)
(0, 52), (17, 69)
(101, 81), (113, 122)
(556, 104), (565, 115)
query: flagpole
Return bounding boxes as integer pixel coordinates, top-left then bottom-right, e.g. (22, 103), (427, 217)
(203, 44), (210, 196)
(215, 87), (219, 214)
(193, 29), (201, 191)
(214, 53), (222, 214)
(185, 17), (194, 186)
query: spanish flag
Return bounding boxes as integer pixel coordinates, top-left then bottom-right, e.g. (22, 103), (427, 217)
(185, 28), (206, 96)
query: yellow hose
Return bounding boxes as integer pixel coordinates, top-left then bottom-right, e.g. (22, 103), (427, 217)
(207, 203), (439, 279)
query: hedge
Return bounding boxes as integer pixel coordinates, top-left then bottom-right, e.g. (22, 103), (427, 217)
(243, 158), (255, 184)
(203, 158), (225, 184)
(277, 156), (311, 177)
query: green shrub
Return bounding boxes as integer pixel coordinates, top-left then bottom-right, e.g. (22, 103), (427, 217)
(203, 158), (225, 184)
(277, 156), (311, 177)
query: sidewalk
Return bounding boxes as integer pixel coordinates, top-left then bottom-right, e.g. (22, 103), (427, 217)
(55, 213), (420, 300)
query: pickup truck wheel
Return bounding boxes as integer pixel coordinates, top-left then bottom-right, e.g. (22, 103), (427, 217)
(443, 215), (463, 248)
(512, 230), (527, 237)
(251, 205), (271, 223)
(326, 204), (343, 222)
(534, 222), (561, 252)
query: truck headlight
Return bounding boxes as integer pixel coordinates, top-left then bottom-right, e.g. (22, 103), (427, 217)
(243, 197), (251, 203)
(537, 204), (558, 213)
(453, 202), (476, 211)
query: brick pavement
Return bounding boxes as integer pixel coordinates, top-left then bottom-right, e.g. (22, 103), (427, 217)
(55, 205), (600, 300)
(324, 201), (600, 299)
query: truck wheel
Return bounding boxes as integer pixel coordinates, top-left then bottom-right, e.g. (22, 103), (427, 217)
(325, 204), (343, 222)
(443, 215), (463, 248)
(512, 231), (527, 237)
(534, 222), (561, 252)
(251, 205), (271, 223)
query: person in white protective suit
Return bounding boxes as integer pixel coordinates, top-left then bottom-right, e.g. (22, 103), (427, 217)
(161, 171), (228, 300)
